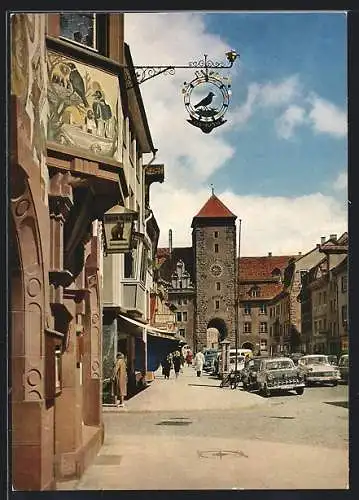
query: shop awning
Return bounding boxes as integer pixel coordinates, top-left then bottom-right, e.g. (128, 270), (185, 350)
(119, 314), (178, 340)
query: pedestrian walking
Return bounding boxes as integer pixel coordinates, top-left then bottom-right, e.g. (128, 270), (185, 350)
(172, 350), (182, 379)
(194, 350), (205, 377)
(185, 350), (193, 367)
(112, 352), (127, 407)
(162, 354), (172, 379)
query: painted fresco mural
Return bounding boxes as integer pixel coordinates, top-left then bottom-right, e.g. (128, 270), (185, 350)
(47, 51), (119, 158)
(11, 14), (49, 201)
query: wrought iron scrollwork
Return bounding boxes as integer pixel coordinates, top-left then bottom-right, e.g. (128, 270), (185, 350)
(124, 51), (239, 89)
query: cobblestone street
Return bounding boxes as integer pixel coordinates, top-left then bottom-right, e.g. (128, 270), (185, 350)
(58, 365), (349, 490)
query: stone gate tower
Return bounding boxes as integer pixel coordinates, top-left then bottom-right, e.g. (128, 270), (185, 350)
(191, 193), (237, 349)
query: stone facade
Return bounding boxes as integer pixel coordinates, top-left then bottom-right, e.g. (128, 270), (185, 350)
(192, 217), (237, 349)
(10, 12), (129, 490)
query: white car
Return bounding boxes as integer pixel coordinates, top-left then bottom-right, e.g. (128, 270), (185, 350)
(297, 355), (340, 386)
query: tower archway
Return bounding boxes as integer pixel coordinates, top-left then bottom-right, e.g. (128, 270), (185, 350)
(206, 317), (228, 348)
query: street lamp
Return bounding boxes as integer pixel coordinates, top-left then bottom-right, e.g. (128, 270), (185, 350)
(103, 205), (138, 254)
(234, 219), (242, 374)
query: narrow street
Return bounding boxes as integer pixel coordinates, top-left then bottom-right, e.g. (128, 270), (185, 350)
(60, 365), (349, 490)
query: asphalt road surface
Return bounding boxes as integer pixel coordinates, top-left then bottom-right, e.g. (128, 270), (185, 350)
(63, 369), (348, 490)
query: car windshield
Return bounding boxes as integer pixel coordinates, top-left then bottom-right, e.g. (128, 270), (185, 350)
(302, 356), (328, 365)
(265, 360), (294, 370)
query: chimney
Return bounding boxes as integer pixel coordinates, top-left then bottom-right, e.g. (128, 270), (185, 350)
(316, 244), (320, 248)
(330, 234), (337, 241)
(321, 236), (326, 245)
(298, 252), (302, 256)
(268, 252), (272, 257)
(169, 229), (173, 256)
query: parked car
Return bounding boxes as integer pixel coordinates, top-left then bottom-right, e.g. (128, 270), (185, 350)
(256, 357), (305, 397)
(297, 355), (340, 386)
(338, 354), (349, 383)
(241, 356), (267, 391)
(203, 349), (218, 372)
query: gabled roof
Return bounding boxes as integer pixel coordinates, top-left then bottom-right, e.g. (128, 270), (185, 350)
(238, 256), (295, 281)
(193, 194), (236, 219)
(157, 247), (194, 284)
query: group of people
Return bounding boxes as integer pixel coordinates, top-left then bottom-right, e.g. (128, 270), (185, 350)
(161, 348), (206, 379)
(161, 350), (184, 379)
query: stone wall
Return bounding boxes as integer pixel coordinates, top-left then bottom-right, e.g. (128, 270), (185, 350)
(193, 222), (236, 347)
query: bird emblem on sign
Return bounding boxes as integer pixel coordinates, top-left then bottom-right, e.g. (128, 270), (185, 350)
(183, 71), (231, 134)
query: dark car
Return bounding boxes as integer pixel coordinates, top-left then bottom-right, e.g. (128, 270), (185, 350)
(241, 356), (266, 391)
(257, 357), (305, 397)
(203, 349), (218, 372)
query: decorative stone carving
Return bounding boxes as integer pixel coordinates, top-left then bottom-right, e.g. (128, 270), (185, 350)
(26, 368), (42, 386)
(27, 277), (41, 297)
(15, 199), (30, 217)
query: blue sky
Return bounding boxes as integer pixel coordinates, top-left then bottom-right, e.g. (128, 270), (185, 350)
(126, 12), (347, 255)
(205, 12), (347, 198)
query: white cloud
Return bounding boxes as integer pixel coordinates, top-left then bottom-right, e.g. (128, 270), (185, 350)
(150, 185), (347, 256)
(276, 104), (307, 139)
(307, 94), (347, 138)
(229, 75), (301, 127)
(332, 170), (348, 192)
(125, 13), (347, 257)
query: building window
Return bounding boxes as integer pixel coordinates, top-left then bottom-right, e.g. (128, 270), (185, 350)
(214, 243), (219, 253)
(259, 304), (267, 315)
(216, 282), (221, 291)
(260, 339), (268, 351)
(259, 322), (268, 333)
(341, 275), (347, 293)
(183, 298), (188, 305)
(269, 307), (273, 318)
(244, 303), (251, 315)
(124, 247), (137, 279)
(270, 326), (273, 337)
(342, 305), (347, 325)
(179, 328), (186, 337)
(244, 322), (251, 333)
(182, 312), (188, 322)
(176, 312), (182, 322)
(179, 281), (183, 289)
(276, 305), (280, 316)
(314, 321), (318, 333)
(323, 291), (327, 304)
(60, 13), (97, 50)
(215, 300), (220, 310)
(214, 231), (219, 238)
(177, 298), (182, 306)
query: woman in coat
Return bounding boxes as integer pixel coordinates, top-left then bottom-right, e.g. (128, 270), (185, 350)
(172, 351), (182, 379)
(162, 354), (172, 379)
(113, 353), (127, 407)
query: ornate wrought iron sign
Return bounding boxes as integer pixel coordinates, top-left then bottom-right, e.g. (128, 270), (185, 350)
(125, 50), (239, 133)
(183, 59), (232, 133)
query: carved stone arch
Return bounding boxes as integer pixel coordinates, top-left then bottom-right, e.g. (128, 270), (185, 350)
(10, 164), (46, 401)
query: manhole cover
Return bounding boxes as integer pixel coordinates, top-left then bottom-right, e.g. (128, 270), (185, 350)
(270, 416), (295, 420)
(198, 450), (248, 459)
(94, 454), (123, 465)
(157, 420), (192, 426)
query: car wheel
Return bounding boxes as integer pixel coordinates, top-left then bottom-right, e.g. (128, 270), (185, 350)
(332, 381), (338, 387)
(296, 387), (304, 395)
(242, 381), (248, 391)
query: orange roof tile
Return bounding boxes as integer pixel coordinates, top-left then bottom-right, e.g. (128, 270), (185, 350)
(193, 194), (236, 219)
(238, 256), (294, 281)
(239, 282), (284, 300)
